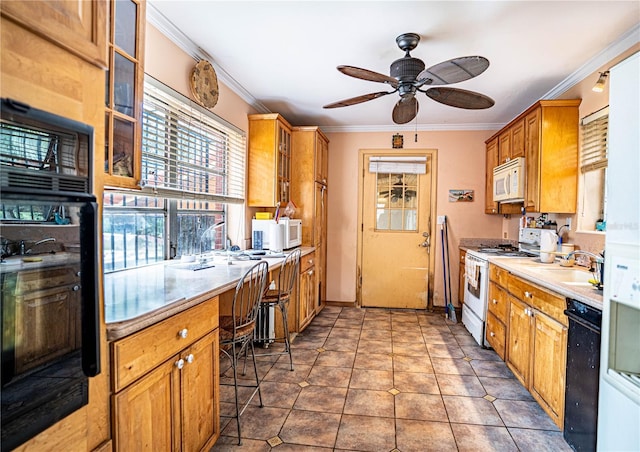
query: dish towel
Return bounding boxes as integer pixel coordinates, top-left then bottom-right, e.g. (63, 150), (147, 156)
(465, 258), (480, 290)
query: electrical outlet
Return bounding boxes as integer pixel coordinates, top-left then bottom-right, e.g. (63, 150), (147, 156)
(566, 217), (572, 231)
(437, 215), (446, 225)
(504, 232), (508, 239)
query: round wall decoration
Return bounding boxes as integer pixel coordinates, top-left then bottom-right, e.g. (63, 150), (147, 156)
(190, 59), (219, 108)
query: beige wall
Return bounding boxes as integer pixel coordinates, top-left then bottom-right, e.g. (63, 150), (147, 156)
(326, 130), (501, 306)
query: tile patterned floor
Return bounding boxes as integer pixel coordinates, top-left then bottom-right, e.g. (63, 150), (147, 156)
(212, 306), (572, 451)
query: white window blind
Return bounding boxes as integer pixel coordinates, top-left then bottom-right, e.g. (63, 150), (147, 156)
(369, 156), (427, 174)
(581, 107), (608, 173)
(141, 76), (246, 203)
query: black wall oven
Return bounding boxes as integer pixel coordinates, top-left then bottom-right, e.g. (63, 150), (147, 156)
(0, 99), (100, 450)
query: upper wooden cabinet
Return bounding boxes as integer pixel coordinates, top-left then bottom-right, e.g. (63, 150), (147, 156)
(248, 114), (293, 207)
(486, 99), (580, 215)
(485, 138), (521, 215)
(524, 100), (580, 213)
(498, 118), (525, 165)
(0, 0), (107, 69)
(104, 0), (145, 189)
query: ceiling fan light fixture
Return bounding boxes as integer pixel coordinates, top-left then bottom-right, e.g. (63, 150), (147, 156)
(592, 71), (609, 92)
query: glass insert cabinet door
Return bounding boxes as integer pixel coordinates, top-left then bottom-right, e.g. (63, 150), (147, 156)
(104, 0), (145, 189)
(376, 173), (418, 231)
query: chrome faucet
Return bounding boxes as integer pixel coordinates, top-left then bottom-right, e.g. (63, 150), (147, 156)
(20, 237), (56, 255)
(564, 250), (605, 286)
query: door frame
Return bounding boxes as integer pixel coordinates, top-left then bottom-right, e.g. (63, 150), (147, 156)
(356, 148), (438, 309)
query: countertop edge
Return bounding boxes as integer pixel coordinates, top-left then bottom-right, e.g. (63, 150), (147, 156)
(105, 247), (315, 341)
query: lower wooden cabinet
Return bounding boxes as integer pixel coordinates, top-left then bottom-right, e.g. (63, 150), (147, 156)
(298, 251), (317, 331)
(505, 273), (567, 428)
(111, 297), (220, 451)
(458, 249), (466, 305)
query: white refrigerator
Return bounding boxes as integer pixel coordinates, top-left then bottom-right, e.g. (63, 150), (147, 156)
(597, 51), (640, 451)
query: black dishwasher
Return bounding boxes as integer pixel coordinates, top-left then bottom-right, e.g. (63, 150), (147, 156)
(563, 299), (602, 452)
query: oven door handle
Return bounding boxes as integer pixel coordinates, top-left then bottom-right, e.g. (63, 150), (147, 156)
(80, 201), (100, 377)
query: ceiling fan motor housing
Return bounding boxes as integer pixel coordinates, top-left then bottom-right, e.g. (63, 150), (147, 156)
(390, 57), (426, 84)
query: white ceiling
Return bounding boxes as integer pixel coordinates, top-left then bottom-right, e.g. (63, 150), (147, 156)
(148, 1), (639, 132)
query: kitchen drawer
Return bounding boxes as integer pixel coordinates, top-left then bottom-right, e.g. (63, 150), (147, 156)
(486, 310), (506, 360)
(488, 281), (509, 324)
(489, 264), (509, 287)
(508, 275), (567, 326)
(300, 251), (316, 273)
(112, 296), (219, 392)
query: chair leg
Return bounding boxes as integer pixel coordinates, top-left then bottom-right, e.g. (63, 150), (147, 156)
(230, 342), (243, 446)
(280, 302), (294, 371)
(249, 340), (263, 407)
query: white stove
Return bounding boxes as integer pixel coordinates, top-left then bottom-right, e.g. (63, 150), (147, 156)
(462, 229), (540, 347)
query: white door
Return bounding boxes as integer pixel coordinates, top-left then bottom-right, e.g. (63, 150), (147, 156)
(359, 152), (434, 309)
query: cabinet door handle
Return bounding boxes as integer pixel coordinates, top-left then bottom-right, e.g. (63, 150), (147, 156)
(178, 328), (188, 339)
(72, 285), (80, 291)
(185, 354), (194, 364)
(490, 331), (495, 337)
(175, 358), (185, 369)
(492, 299), (497, 304)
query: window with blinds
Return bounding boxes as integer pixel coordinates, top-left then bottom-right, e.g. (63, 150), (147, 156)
(579, 106), (609, 231)
(141, 76), (246, 203)
(581, 107), (608, 173)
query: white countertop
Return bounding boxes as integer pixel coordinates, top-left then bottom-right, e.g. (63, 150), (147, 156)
(483, 255), (603, 310)
(104, 248), (313, 340)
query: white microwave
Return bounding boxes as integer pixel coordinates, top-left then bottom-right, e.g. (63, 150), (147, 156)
(252, 218), (302, 250)
(493, 157), (525, 203)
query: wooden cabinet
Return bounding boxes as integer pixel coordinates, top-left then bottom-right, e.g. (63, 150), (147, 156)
(248, 113), (293, 207)
(0, 0), (107, 69)
(298, 251), (318, 331)
(458, 249), (466, 305)
(111, 297), (220, 450)
(104, 0), (146, 189)
(486, 99), (580, 215)
(486, 265), (511, 360)
(524, 100), (580, 213)
(505, 272), (567, 428)
(498, 118), (525, 164)
(485, 138), (521, 215)
(291, 126), (329, 306)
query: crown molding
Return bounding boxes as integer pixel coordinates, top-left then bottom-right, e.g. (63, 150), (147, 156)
(321, 123), (504, 133)
(147, 3), (270, 114)
(542, 23), (640, 99)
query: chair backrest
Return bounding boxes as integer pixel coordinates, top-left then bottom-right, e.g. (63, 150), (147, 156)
(274, 249), (301, 299)
(230, 261), (269, 337)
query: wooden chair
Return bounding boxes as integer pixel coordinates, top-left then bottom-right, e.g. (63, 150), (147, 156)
(256, 249), (301, 370)
(219, 260), (269, 445)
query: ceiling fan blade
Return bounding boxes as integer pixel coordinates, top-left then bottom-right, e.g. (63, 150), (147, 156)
(417, 56), (490, 86)
(425, 87), (495, 109)
(392, 97), (418, 124)
(337, 65), (399, 87)
(323, 91), (393, 109)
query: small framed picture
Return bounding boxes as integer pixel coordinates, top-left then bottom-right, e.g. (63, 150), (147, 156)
(392, 133), (403, 149)
(449, 189), (474, 202)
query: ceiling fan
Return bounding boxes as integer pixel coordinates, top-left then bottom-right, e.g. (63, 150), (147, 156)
(323, 33), (495, 124)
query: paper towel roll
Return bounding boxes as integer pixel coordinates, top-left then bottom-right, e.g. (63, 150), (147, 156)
(269, 222), (285, 252)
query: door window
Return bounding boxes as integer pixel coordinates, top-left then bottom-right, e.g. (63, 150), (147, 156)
(375, 173), (418, 231)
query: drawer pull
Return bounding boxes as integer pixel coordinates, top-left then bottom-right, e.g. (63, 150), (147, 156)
(178, 328), (189, 339)
(185, 353), (194, 364)
(72, 285), (80, 291)
(524, 291), (533, 299)
(175, 358), (185, 370)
